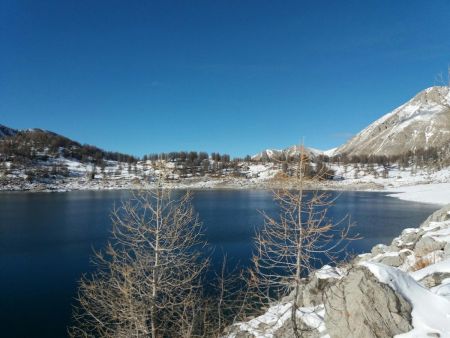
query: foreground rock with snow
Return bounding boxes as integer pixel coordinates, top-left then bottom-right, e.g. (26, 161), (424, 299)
(225, 205), (450, 338)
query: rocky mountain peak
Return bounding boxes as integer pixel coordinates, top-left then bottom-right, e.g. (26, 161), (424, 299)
(336, 86), (450, 157)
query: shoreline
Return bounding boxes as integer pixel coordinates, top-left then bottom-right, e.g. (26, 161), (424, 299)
(0, 177), (448, 205)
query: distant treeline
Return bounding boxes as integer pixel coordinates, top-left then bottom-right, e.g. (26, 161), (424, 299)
(331, 143), (450, 168)
(142, 152), (252, 179)
(142, 151), (255, 163)
(0, 130), (137, 165)
(1, 128), (449, 171)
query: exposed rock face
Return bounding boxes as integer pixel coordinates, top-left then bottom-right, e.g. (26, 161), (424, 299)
(414, 235), (446, 256)
(336, 86), (450, 157)
(324, 266), (413, 338)
(421, 204), (450, 225)
(417, 271), (450, 288)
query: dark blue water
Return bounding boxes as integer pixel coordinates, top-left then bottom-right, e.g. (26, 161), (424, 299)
(0, 190), (439, 337)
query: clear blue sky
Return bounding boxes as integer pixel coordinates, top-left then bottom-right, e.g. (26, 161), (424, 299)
(1, 1), (450, 157)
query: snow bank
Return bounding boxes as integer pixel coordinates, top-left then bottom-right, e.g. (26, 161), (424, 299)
(387, 183), (450, 205)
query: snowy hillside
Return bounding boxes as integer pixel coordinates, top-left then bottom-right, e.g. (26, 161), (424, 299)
(252, 145), (326, 161)
(337, 86), (450, 157)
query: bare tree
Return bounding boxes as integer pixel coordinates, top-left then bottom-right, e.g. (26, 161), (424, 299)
(69, 186), (209, 338)
(205, 255), (254, 338)
(252, 146), (357, 338)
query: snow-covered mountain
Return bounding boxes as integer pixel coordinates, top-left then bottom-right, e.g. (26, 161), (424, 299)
(252, 145), (325, 161)
(336, 86), (450, 157)
(0, 124), (18, 138)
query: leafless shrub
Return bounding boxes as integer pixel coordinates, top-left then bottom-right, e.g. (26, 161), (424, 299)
(69, 186), (208, 338)
(252, 146), (358, 337)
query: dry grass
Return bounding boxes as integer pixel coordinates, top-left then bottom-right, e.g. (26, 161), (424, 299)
(411, 255), (437, 271)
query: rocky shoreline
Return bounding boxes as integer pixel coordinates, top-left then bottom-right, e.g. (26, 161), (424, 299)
(225, 205), (450, 338)
(0, 175), (383, 193)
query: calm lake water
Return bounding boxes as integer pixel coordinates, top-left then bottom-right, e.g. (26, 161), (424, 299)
(0, 190), (439, 337)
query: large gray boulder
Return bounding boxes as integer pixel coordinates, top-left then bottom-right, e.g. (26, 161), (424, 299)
(420, 205), (450, 228)
(414, 235), (447, 256)
(417, 271), (450, 288)
(324, 266), (413, 338)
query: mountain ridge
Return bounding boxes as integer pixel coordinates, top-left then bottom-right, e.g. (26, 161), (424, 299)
(0, 124), (18, 138)
(3, 86), (450, 161)
(335, 86), (450, 157)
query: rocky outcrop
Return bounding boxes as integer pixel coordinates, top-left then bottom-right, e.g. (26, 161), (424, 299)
(324, 266), (412, 338)
(421, 204), (450, 225)
(226, 205), (450, 338)
(357, 205), (450, 268)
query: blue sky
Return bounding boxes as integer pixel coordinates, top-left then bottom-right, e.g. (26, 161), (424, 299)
(1, 1), (450, 157)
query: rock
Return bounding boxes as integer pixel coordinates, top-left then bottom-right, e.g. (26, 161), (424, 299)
(414, 236), (446, 256)
(300, 275), (334, 307)
(390, 229), (420, 250)
(324, 266), (413, 338)
(421, 206), (450, 229)
(283, 266), (344, 307)
(354, 253), (373, 264)
(371, 244), (389, 255)
(229, 332), (253, 338)
(401, 228), (420, 240)
(368, 249), (413, 268)
(377, 253), (403, 267)
(417, 272), (450, 288)
(273, 317), (321, 338)
(444, 242), (450, 257)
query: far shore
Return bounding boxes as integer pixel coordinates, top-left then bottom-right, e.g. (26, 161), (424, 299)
(1, 177), (448, 205)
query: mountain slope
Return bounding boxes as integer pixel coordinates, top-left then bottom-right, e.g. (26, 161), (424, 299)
(252, 145), (324, 161)
(336, 86), (450, 157)
(0, 124), (137, 164)
(0, 124), (18, 138)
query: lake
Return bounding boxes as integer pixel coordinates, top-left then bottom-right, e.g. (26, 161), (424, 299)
(0, 190), (439, 337)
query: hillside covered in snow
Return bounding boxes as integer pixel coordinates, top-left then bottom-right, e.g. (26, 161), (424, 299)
(252, 145), (325, 162)
(336, 86), (450, 157)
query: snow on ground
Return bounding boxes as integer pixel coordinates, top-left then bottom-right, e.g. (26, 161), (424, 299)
(386, 183), (450, 205)
(323, 148), (337, 157)
(246, 164), (278, 179)
(227, 303), (328, 338)
(328, 163), (450, 205)
(2, 153), (450, 205)
(330, 163), (450, 188)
